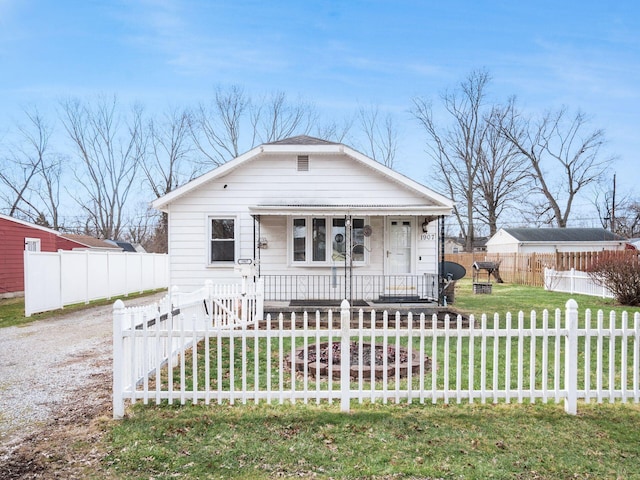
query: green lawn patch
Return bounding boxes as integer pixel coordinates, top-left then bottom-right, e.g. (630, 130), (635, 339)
(451, 279), (640, 319)
(107, 402), (640, 479)
(0, 289), (167, 329)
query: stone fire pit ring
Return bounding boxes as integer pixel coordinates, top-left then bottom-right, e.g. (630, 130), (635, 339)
(287, 341), (431, 380)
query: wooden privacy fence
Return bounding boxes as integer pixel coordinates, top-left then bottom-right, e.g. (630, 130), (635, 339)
(113, 292), (640, 418)
(446, 250), (640, 287)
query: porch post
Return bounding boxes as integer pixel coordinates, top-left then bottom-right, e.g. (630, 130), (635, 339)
(253, 214), (261, 277)
(438, 215), (445, 306)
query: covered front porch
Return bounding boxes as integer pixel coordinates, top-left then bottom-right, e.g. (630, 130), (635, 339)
(260, 273), (439, 304)
(248, 204), (449, 306)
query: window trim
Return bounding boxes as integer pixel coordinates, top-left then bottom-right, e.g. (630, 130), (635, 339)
(24, 237), (41, 252)
(207, 216), (238, 266)
(288, 216), (369, 267)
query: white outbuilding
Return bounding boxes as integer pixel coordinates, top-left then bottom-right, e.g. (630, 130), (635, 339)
(486, 228), (629, 254)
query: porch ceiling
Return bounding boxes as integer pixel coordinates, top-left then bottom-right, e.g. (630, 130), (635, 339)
(249, 204), (452, 217)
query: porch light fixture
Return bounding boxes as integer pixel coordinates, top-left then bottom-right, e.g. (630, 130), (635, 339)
(422, 216), (438, 233)
(257, 237), (268, 249)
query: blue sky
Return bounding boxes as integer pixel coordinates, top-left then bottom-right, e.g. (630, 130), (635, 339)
(1, 0), (638, 222)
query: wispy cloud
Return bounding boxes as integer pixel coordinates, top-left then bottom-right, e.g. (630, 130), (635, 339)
(112, 0), (289, 77)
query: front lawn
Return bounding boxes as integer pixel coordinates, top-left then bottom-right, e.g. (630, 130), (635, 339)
(105, 281), (640, 479)
(107, 402), (640, 479)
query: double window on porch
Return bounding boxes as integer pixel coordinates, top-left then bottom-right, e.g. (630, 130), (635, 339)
(292, 217), (366, 265)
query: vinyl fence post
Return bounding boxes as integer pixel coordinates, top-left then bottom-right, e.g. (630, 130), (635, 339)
(340, 299), (351, 413)
(570, 268), (576, 295)
(113, 299), (126, 419)
(564, 299), (579, 415)
(256, 278), (264, 321)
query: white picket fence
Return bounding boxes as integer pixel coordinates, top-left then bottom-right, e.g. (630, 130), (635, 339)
(544, 267), (614, 299)
(113, 290), (640, 418)
(24, 250), (169, 316)
(112, 280), (264, 418)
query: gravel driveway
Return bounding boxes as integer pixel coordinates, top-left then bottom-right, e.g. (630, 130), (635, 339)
(0, 291), (167, 479)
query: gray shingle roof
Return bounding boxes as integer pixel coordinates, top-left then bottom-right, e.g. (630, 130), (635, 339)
(504, 228), (625, 242)
(265, 135), (339, 146)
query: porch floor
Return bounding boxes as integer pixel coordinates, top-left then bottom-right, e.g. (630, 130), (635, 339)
(262, 299), (465, 318)
(289, 299), (369, 308)
(261, 301), (471, 329)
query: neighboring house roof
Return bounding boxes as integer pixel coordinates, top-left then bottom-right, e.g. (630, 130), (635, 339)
(446, 236), (487, 248)
(501, 228), (625, 243)
(105, 239), (138, 252)
(59, 234), (123, 250)
(152, 135), (455, 214)
(0, 213), (60, 236)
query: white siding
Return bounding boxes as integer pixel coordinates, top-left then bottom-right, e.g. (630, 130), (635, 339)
(167, 153), (443, 291)
(485, 229), (520, 254)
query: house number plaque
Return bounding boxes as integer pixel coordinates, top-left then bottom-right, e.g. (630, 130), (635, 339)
(420, 233), (436, 241)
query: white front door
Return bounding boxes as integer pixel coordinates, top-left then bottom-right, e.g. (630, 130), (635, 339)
(387, 219), (412, 274)
(385, 219), (417, 298)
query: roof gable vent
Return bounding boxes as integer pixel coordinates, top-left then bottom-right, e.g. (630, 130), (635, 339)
(297, 155), (309, 172)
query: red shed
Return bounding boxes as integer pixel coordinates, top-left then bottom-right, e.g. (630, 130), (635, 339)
(0, 214), (86, 298)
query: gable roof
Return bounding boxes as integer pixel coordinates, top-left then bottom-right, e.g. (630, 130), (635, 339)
(266, 135), (339, 146)
(0, 213), (61, 236)
(502, 228), (625, 243)
(59, 233), (123, 250)
(152, 136), (454, 212)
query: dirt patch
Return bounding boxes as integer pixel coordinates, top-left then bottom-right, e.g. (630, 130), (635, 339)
(0, 292), (166, 479)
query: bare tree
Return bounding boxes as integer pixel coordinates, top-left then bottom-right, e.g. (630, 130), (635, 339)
(60, 95), (145, 240)
(412, 69), (490, 251)
(34, 153), (64, 230)
(476, 98), (529, 236)
(121, 202), (162, 251)
(500, 107), (613, 227)
(144, 107), (195, 198)
(143, 107), (196, 252)
(619, 201), (640, 238)
(596, 188), (640, 237)
(250, 91), (317, 144)
(0, 108), (64, 228)
(314, 117), (354, 144)
(357, 105), (398, 168)
(191, 84), (249, 166)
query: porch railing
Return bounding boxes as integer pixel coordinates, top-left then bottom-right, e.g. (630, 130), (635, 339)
(261, 274), (439, 302)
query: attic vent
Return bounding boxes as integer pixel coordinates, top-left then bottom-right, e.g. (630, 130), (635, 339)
(297, 155), (309, 171)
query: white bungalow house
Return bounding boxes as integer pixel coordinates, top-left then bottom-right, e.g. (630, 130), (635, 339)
(152, 136), (454, 305)
(486, 228), (628, 254)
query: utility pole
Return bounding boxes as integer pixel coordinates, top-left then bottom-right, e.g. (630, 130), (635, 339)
(611, 173), (616, 232)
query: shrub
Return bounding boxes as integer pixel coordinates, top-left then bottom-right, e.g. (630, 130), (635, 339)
(588, 253), (640, 306)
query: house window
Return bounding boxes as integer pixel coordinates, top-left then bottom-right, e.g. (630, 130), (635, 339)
(292, 217), (366, 264)
(209, 218), (235, 263)
(293, 218), (306, 261)
(312, 218), (326, 261)
(24, 237), (41, 252)
(352, 218), (365, 261)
